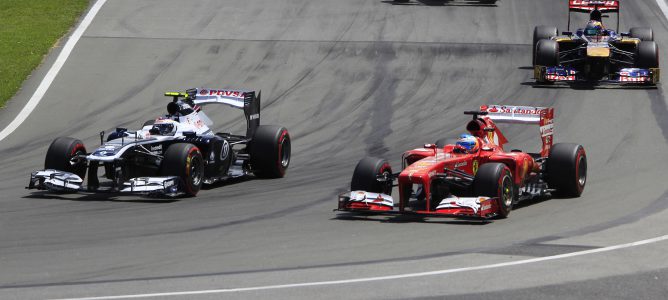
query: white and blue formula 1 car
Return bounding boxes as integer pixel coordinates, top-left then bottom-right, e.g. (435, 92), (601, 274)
(27, 88), (291, 197)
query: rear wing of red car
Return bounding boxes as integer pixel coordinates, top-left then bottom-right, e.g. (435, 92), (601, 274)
(479, 105), (555, 157)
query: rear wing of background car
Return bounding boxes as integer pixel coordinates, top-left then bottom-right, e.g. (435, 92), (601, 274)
(568, 0), (620, 31)
(480, 105), (555, 157)
(165, 88), (261, 138)
(569, 0), (619, 12)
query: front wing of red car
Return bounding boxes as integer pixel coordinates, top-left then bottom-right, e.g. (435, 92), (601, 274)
(336, 191), (500, 220)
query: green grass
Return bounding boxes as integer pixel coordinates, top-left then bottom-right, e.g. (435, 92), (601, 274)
(0, 0), (88, 108)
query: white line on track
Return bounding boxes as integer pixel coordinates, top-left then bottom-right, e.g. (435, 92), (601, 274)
(657, 0), (668, 22)
(0, 0), (107, 142)
(53, 234), (668, 300)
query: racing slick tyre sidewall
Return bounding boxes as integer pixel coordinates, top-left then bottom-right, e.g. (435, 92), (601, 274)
(435, 138), (458, 149)
(637, 41), (659, 69)
(547, 143), (587, 197)
(536, 39), (559, 67)
(533, 26), (558, 65)
(249, 125), (291, 178)
(44, 137), (87, 179)
(350, 157), (393, 195)
(473, 163), (514, 218)
(630, 27), (654, 42)
(161, 143), (204, 196)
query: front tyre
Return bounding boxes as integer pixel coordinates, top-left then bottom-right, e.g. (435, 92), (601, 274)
(547, 143), (586, 197)
(160, 143), (204, 196)
(535, 39), (559, 67)
(350, 157), (392, 195)
(249, 125), (291, 178)
(636, 41), (659, 69)
(533, 26), (558, 65)
(473, 163), (514, 218)
(44, 137), (87, 179)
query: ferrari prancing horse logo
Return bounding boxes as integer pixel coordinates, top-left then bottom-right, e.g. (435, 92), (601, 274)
(472, 160), (479, 175)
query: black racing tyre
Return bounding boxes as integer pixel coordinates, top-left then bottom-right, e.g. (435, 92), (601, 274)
(249, 125), (291, 178)
(160, 143), (204, 196)
(351, 157), (393, 195)
(535, 39), (559, 67)
(435, 138), (458, 148)
(630, 27), (653, 41)
(547, 143), (586, 197)
(44, 137), (87, 179)
(636, 41), (659, 69)
(533, 26), (558, 65)
(473, 162), (514, 218)
(142, 119), (155, 127)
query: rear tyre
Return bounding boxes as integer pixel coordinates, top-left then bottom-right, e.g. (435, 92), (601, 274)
(630, 27), (653, 41)
(249, 125), (291, 178)
(533, 26), (558, 65)
(535, 39), (559, 67)
(160, 143), (204, 196)
(435, 138), (458, 148)
(45, 137), (87, 179)
(636, 41), (659, 69)
(351, 157), (393, 195)
(473, 163), (514, 218)
(546, 143), (587, 197)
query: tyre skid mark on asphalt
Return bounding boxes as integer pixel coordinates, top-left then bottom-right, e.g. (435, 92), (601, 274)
(656, 0), (668, 29)
(49, 234), (668, 300)
(5, 188), (668, 291)
(80, 35), (534, 47)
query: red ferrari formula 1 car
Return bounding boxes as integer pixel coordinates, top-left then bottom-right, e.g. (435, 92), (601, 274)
(336, 105), (587, 220)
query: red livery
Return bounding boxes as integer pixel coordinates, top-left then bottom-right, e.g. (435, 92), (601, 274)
(336, 105), (587, 220)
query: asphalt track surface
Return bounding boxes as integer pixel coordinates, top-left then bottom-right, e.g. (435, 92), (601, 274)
(2, 0), (668, 299)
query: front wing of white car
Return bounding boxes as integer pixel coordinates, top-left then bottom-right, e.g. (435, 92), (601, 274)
(27, 169), (183, 197)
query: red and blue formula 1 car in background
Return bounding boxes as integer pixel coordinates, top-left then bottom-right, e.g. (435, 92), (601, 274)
(336, 105), (587, 220)
(533, 0), (659, 85)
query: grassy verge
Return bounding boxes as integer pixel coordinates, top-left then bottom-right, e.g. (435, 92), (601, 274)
(0, 0), (89, 108)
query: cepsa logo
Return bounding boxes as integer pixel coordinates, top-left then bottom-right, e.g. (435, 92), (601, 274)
(571, 0), (617, 6)
(199, 89), (245, 97)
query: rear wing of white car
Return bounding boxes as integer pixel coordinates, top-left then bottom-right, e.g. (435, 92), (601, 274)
(165, 88), (261, 138)
(479, 104), (555, 157)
